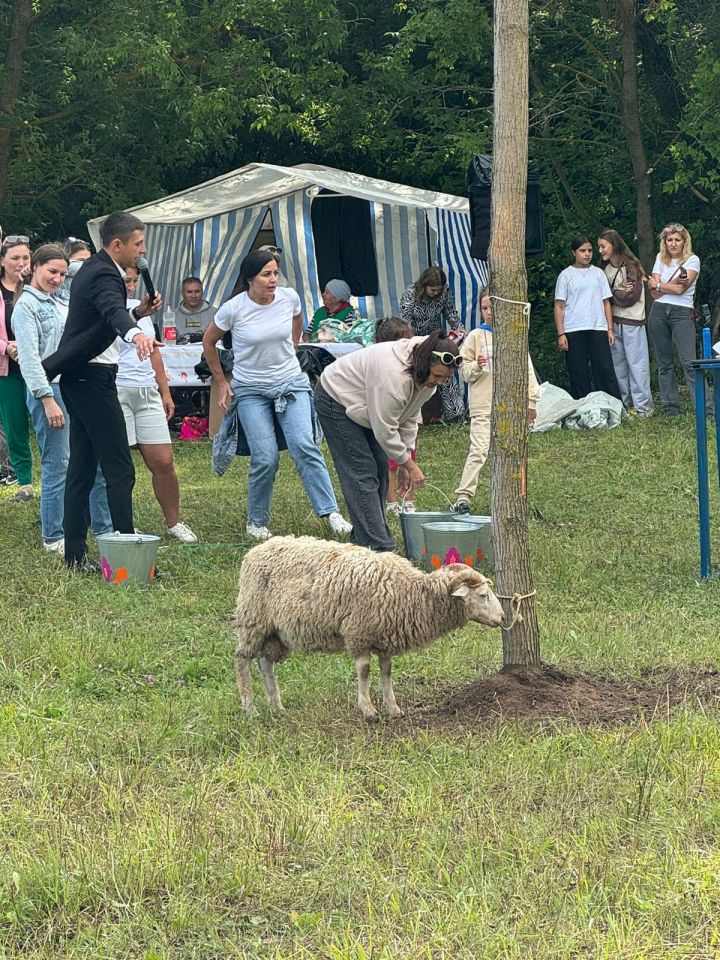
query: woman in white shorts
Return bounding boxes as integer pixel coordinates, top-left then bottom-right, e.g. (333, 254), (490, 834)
(117, 266), (197, 543)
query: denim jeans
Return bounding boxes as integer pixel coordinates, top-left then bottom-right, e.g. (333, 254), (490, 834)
(27, 384), (113, 542)
(232, 374), (339, 527)
(314, 383), (395, 552)
(648, 302), (705, 414)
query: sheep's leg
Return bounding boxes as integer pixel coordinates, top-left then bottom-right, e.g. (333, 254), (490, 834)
(354, 653), (378, 721)
(258, 656), (284, 711)
(378, 653), (404, 719)
(234, 653), (256, 715)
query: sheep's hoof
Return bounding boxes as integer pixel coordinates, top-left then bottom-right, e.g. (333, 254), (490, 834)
(387, 709), (405, 720)
(362, 711), (380, 724)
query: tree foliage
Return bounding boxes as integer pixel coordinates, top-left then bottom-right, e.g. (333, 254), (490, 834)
(2, 0), (719, 378)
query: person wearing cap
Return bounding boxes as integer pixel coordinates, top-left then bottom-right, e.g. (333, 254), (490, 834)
(308, 279), (357, 342)
(176, 276), (217, 337)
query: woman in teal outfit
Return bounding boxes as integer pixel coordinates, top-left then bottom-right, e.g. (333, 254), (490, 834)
(0, 235), (33, 500)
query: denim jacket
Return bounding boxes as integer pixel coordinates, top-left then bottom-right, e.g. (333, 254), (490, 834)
(13, 286), (65, 398)
(212, 372), (321, 476)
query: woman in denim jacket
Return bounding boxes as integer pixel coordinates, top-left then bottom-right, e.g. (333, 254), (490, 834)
(13, 244), (111, 555)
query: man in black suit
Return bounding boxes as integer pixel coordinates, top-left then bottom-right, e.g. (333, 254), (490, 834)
(43, 211), (161, 569)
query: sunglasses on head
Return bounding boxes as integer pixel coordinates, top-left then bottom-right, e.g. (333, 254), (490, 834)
(431, 350), (463, 368)
(2, 235), (29, 246)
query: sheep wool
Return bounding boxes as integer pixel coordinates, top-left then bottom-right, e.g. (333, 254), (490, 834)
(234, 535), (504, 720)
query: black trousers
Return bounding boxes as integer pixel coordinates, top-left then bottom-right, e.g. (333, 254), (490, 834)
(60, 364), (135, 565)
(565, 330), (622, 401)
(313, 383), (395, 552)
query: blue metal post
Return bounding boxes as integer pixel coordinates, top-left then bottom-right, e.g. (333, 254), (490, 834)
(703, 327), (712, 358)
(695, 369), (711, 578)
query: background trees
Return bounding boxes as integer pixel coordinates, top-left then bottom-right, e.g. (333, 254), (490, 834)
(2, 0), (718, 383)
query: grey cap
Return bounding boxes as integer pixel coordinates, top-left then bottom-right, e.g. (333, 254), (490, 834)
(325, 279), (351, 302)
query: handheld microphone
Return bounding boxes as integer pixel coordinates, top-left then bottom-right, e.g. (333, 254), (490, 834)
(136, 256), (157, 303)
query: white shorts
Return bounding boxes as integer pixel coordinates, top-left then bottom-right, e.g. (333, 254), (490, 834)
(117, 386), (171, 446)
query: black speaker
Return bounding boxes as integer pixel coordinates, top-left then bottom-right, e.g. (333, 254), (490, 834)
(467, 155), (544, 259)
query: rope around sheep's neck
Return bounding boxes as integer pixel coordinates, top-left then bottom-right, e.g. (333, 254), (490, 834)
(495, 589), (537, 632)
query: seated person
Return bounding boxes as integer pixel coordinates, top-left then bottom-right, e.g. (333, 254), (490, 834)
(308, 279), (356, 341)
(176, 276), (216, 337)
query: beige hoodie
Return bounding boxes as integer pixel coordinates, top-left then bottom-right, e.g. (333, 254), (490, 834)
(460, 326), (540, 418)
(319, 336), (434, 464)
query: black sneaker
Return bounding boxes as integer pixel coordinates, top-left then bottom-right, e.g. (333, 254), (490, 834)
(453, 499), (471, 515)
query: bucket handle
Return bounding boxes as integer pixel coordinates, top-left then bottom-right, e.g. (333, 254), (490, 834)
(402, 481), (454, 510)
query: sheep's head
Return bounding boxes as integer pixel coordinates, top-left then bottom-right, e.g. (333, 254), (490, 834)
(444, 565), (504, 627)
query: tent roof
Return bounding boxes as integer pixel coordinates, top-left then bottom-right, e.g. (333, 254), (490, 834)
(87, 163), (469, 228)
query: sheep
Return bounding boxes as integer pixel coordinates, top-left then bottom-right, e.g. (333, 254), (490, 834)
(233, 535), (504, 720)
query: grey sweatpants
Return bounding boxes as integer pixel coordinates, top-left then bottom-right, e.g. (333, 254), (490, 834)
(610, 322), (654, 416)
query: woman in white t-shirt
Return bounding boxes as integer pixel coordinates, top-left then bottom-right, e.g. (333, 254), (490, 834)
(202, 250), (351, 541)
(554, 235), (622, 401)
(646, 223), (702, 416)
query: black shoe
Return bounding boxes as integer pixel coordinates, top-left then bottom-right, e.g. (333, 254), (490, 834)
(453, 499), (471, 515)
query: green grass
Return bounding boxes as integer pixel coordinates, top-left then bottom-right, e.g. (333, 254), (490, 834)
(2, 414), (720, 959)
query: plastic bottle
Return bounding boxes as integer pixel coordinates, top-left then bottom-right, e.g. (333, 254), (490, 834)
(162, 304), (177, 344)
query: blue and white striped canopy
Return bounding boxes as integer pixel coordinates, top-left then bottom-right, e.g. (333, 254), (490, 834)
(89, 163), (488, 331)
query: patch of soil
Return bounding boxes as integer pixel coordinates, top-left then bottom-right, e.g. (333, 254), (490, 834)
(412, 663), (720, 730)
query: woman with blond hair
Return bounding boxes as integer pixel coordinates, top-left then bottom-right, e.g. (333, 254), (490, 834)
(646, 223), (702, 416)
(597, 229), (653, 417)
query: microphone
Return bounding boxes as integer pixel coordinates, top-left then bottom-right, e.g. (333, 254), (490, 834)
(136, 256), (157, 303)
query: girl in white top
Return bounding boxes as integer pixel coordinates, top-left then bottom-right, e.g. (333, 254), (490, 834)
(554, 235), (622, 401)
(646, 223), (703, 416)
(116, 265), (197, 543)
(202, 250), (350, 541)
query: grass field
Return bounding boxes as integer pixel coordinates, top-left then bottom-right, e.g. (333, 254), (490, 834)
(2, 413), (720, 959)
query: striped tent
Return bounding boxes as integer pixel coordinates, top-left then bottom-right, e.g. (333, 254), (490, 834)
(87, 163), (488, 330)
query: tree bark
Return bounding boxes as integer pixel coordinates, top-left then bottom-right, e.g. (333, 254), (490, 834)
(489, 0), (540, 666)
(617, 0), (654, 270)
(0, 0), (34, 211)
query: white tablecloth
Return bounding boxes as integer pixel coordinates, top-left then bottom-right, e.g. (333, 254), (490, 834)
(161, 344), (209, 387)
(162, 341), (361, 388)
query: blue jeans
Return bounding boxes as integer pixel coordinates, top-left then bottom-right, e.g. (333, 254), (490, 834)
(27, 385), (113, 542)
(232, 375), (339, 527)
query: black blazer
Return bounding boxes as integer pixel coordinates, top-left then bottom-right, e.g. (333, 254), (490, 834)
(43, 249), (138, 380)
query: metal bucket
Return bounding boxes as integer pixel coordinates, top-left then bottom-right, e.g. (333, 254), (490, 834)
(450, 515), (494, 571)
(400, 510), (458, 564)
(96, 532), (161, 585)
(421, 520), (485, 572)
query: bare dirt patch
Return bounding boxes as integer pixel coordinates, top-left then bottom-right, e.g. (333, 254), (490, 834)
(410, 664), (720, 730)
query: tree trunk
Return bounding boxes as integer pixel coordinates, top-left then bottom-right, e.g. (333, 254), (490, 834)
(617, 0), (654, 270)
(489, 0), (540, 666)
(0, 0), (34, 211)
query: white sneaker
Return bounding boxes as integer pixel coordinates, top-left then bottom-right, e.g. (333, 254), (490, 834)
(326, 512), (353, 534)
(246, 523), (271, 542)
(43, 538), (65, 556)
(386, 501), (400, 516)
(167, 521), (198, 543)
(401, 501), (416, 513)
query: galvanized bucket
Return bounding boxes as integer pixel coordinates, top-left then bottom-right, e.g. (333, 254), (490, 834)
(421, 520), (486, 572)
(400, 509), (458, 564)
(96, 532), (161, 585)
(449, 515), (494, 571)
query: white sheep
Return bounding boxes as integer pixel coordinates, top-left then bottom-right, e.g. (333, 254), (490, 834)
(233, 535), (504, 720)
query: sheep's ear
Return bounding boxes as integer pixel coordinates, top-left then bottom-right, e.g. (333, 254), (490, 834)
(451, 583), (471, 599)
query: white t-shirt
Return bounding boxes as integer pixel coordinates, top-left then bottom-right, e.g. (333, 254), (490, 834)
(554, 265), (612, 333)
(652, 254), (700, 309)
(116, 312), (158, 388)
(214, 287), (302, 386)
